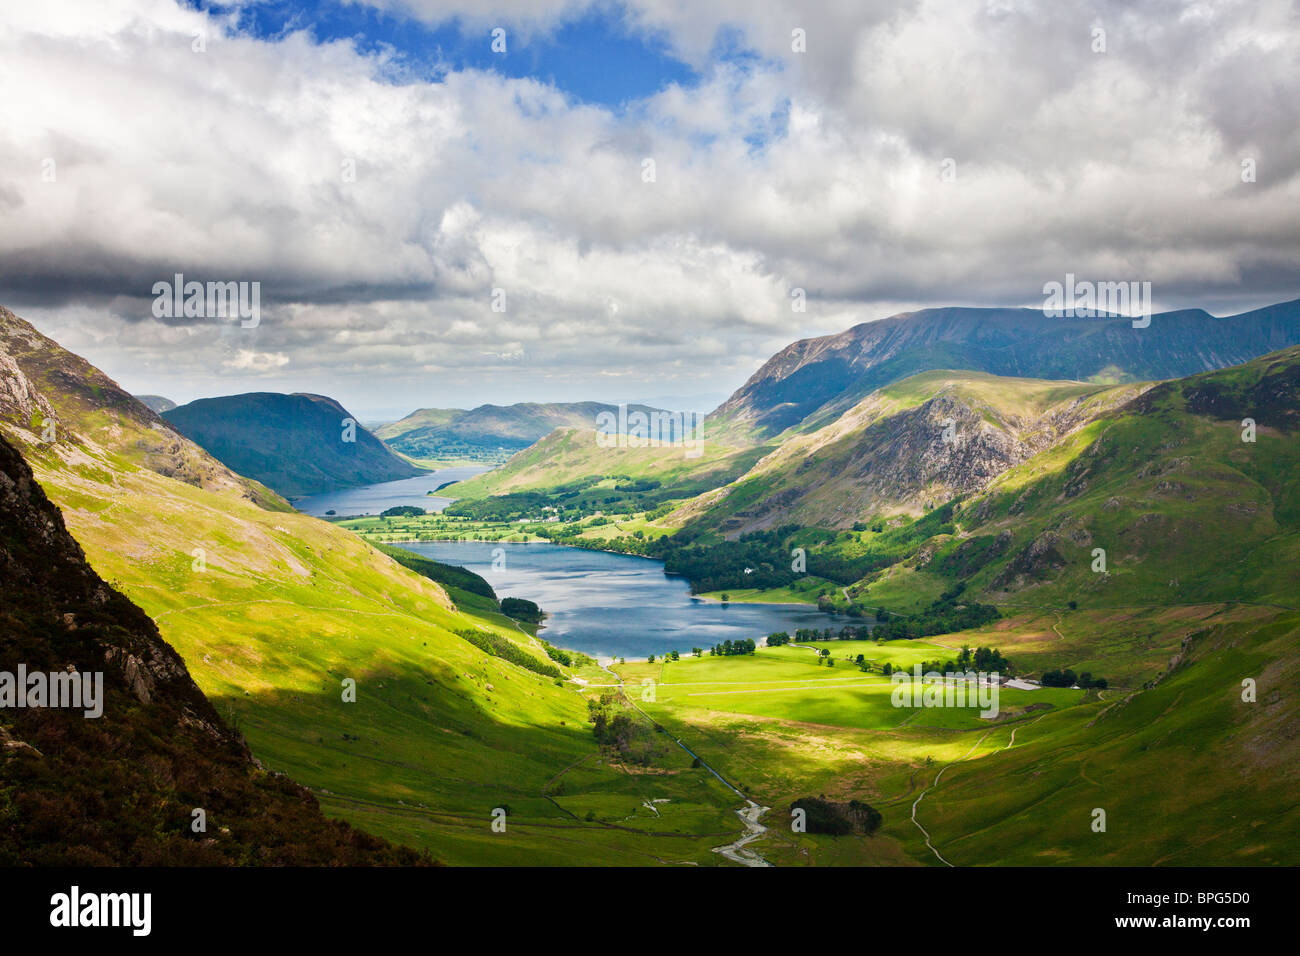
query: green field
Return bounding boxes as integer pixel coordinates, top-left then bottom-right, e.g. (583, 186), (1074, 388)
(609, 603), (1300, 866)
(642, 649), (1081, 731)
(697, 576), (835, 605)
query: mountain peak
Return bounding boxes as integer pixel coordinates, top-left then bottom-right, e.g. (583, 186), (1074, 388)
(708, 298), (1300, 442)
(162, 391), (423, 497)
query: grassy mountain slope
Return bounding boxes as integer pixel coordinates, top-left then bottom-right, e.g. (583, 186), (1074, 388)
(1, 306), (287, 511)
(906, 607), (1299, 865)
(913, 345), (1300, 610)
(377, 401), (671, 464)
(445, 425), (770, 501)
(164, 392), (423, 498)
(709, 298), (1300, 442)
(675, 371), (1150, 535)
(0, 432), (424, 865)
(0, 308), (747, 865)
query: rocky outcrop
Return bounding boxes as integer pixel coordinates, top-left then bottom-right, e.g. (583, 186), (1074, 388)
(680, 374), (1147, 536)
(0, 430), (232, 741)
(990, 530), (1069, 591)
(0, 432), (426, 865)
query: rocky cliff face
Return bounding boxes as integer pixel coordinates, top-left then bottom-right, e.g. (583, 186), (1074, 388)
(677, 372), (1148, 535)
(0, 430), (226, 733)
(0, 432), (425, 865)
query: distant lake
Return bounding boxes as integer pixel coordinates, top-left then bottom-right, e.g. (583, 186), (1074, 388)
(292, 466), (489, 517)
(395, 540), (842, 661)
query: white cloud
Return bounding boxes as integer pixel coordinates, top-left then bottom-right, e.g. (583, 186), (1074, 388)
(225, 349), (290, 372)
(0, 0), (1297, 417)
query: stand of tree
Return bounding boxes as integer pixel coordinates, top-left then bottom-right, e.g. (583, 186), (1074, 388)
(869, 582), (1000, 641)
(539, 641), (591, 669)
(914, 644), (1012, 675)
(586, 693), (662, 766)
(786, 625), (876, 642)
(656, 526), (803, 593)
(500, 597), (543, 624)
(791, 796), (883, 836)
(370, 541), (498, 601)
(1041, 668), (1107, 688)
(453, 629), (562, 679)
(709, 638), (756, 656)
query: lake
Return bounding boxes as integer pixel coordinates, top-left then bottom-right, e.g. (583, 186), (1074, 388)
(394, 540), (843, 661)
(292, 466), (490, 517)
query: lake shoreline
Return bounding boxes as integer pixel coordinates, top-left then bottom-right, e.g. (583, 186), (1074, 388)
(292, 465), (491, 517)
(374, 533), (672, 562)
(392, 538), (844, 661)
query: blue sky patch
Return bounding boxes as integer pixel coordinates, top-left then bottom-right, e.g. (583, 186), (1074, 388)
(185, 0), (703, 107)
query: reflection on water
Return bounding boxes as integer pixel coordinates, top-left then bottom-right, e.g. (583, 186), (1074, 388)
(397, 540), (842, 661)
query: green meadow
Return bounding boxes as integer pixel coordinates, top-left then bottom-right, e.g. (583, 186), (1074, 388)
(608, 598), (1299, 866)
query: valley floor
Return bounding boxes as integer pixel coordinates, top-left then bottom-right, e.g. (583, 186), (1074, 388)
(599, 602), (1298, 866)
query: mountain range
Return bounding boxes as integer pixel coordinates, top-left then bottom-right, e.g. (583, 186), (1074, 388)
(448, 295), (1300, 541)
(690, 346), (1300, 608)
(376, 401), (667, 464)
(708, 299), (1300, 441)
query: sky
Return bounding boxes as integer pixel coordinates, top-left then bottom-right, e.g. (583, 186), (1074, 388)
(2, 0), (1298, 421)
